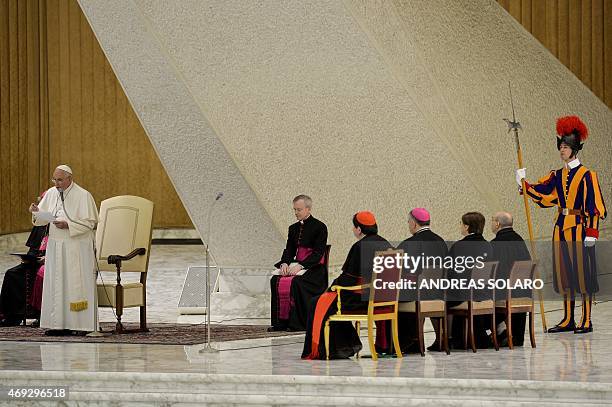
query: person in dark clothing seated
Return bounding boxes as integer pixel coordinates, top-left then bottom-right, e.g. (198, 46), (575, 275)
(0, 225), (48, 326)
(302, 211), (391, 360)
(447, 212), (493, 349)
(269, 195), (328, 332)
(396, 208), (449, 353)
(490, 211), (531, 347)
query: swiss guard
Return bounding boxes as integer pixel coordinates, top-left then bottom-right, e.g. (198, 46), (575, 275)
(516, 115), (607, 334)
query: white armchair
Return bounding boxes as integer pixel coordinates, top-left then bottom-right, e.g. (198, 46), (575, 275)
(95, 195), (154, 333)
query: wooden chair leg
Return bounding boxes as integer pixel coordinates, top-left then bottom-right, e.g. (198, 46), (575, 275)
(443, 315), (450, 355)
(140, 306), (148, 332)
(368, 319), (377, 361)
(491, 312), (499, 351)
(507, 307), (514, 350)
(355, 321), (361, 358)
(392, 317), (402, 359)
(463, 317), (468, 350)
(324, 320), (331, 360)
(529, 310), (536, 348)
(469, 313), (476, 353)
(417, 315), (425, 357)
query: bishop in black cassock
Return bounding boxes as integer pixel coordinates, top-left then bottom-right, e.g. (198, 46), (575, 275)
(395, 208), (448, 352)
(0, 225), (47, 326)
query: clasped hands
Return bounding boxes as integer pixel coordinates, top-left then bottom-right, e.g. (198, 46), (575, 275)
(279, 263), (303, 276)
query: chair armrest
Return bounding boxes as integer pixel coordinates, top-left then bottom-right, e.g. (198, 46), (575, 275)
(330, 284), (371, 292)
(107, 248), (147, 265)
(330, 284), (370, 315)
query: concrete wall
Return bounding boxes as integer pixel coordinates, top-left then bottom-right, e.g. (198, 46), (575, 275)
(78, 0), (611, 267)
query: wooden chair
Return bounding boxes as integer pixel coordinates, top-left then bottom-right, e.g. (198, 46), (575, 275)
(495, 260), (537, 349)
(398, 268), (449, 356)
(95, 195), (154, 333)
(323, 244), (331, 284)
(447, 261), (499, 353)
(324, 249), (403, 361)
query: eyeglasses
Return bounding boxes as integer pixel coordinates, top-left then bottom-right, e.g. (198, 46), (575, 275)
(51, 177), (70, 183)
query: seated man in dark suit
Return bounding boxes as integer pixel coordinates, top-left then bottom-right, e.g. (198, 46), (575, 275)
(490, 211), (531, 346)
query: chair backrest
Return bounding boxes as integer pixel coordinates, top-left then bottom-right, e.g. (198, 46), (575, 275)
(95, 195), (154, 273)
(507, 260), (537, 300)
(323, 244), (331, 281)
(417, 268), (446, 301)
(469, 261), (498, 302)
(369, 249), (403, 305)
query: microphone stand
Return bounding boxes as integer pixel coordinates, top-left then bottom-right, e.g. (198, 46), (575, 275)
(200, 192), (223, 354)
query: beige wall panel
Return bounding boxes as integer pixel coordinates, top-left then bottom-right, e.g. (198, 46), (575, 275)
(79, 0), (611, 267)
(1, 0), (610, 235)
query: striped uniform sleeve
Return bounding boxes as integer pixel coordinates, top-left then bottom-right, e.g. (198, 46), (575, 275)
(583, 170), (607, 239)
(523, 170), (558, 208)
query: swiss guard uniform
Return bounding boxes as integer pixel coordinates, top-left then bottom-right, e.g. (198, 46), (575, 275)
(519, 116), (607, 334)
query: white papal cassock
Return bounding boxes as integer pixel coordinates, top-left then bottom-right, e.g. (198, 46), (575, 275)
(33, 182), (99, 331)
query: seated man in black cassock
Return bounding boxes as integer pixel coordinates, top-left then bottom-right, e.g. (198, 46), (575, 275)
(490, 211), (531, 347)
(0, 225), (47, 326)
(269, 195), (328, 332)
(302, 211), (391, 360)
(396, 208), (449, 353)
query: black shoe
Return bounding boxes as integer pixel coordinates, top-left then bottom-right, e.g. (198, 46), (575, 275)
(574, 324), (593, 334)
(0, 318), (23, 327)
(44, 329), (71, 336)
(426, 341), (441, 352)
(547, 323), (575, 333)
(404, 342), (423, 354)
(286, 327), (305, 332)
(267, 326), (286, 332)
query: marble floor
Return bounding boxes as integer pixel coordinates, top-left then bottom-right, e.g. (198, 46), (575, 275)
(0, 303), (609, 383)
(1, 237), (612, 405)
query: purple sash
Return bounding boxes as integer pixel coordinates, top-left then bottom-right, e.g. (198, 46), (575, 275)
(277, 276), (295, 320)
(277, 246), (324, 320)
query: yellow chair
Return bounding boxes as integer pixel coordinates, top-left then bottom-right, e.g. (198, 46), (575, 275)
(95, 195), (154, 333)
(447, 261), (499, 353)
(324, 249), (403, 361)
(495, 260), (538, 349)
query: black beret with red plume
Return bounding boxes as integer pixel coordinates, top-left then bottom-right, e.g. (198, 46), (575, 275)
(555, 115), (589, 152)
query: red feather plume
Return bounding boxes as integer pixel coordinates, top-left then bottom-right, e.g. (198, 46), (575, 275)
(556, 115), (589, 141)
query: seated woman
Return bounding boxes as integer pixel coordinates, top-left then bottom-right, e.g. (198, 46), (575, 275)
(447, 211), (493, 349)
(301, 211), (391, 360)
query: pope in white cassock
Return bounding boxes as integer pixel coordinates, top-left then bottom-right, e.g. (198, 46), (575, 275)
(29, 165), (99, 335)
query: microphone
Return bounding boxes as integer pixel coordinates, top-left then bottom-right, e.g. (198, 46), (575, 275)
(215, 192), (224, 201)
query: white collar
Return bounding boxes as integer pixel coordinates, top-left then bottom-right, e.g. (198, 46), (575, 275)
(566, 158), (580, 169)
(414, 227), (430, 234)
